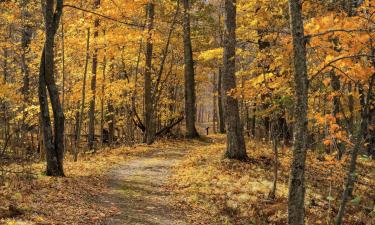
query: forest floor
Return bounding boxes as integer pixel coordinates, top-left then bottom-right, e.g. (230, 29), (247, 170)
(0, 135), (374, 225)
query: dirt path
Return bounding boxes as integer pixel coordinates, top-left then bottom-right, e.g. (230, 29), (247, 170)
(102, 146), (188, 225)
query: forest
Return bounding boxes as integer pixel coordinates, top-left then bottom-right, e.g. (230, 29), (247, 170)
(0, 0), (374, 224)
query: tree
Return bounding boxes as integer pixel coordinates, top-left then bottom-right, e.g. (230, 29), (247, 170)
(88, 0), (101, 150)
(222, 0), (247, 160)
(182, 0), (199, 138)
(38, 0), (65, 176)
(287, 0), (309, 224)
(143, 2), (155, 144)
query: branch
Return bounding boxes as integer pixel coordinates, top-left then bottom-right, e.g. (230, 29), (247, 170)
(329, 65), (356, 83)
(63, 4), (144, 28)
(309, 54), (374, 82)
(155, 116), (184, 137)
(153, 1), (180, 98)
(307, 28), (375, 39)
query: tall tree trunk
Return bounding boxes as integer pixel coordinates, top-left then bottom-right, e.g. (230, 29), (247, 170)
(287, 0), (309, 224)
(222, 0), (247, 160)
(100, 50), (107, 147)
(182, 0), (199, 138)
(88, 0), (100, 150)
(213, 73), (218, 133)
(251, 103), (256, 138)
(218, 67), (225, 133)
(107, 65), (115, 145)
(74, 28), (90, 162)
(21, 0), (32, 101)
(330, 71), (345, 159)
(38, 0), (65, 176)
(335, 81), (373, 225)
(143, 2), (155, 144)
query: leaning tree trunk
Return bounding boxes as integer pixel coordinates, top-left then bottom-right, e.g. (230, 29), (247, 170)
(335, 81), (373, 225)
(182, 0), (199, 138)
(143, 2), (155, 144)
(222, 0), (247, 160)
(38, 0), (65, 176)
(287, 0), (309, 224)
(88, 0), (100, 150)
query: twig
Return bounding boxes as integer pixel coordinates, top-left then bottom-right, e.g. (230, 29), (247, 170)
(63, 4), (144, 28)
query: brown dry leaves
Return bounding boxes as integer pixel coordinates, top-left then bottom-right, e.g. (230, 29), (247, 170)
(0, 145), (151, 225)
(167, 134), (375, 225)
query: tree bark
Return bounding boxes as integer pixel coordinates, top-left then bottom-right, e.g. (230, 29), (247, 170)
(38, 0), (65, 176)
(143, 2), (155, 144)
(335, 81), (373, 225)
(74, 28), (90, 162)
(108, 65), (115, 145)
(287, 0), (309, 224)
(222, 0), (247, 160)
(88, 0), (100, 150)
(212, 73), (218, 133)
(20, 0), (32, 101)
(330, 71), (345, 159)
(100, 46), (107, 147)
(218, 67), (225, 133)
(182, 0), (199, 138)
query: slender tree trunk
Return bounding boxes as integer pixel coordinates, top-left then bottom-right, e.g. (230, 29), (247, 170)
(213, 73), (218, 133)
(218, 67), (225, 133)
(21, 0), (32, 100)
(107, 66), (115, 145)
(182, 0), (199, 138)
(287, 0), (309, 224)
(348, 82), (354, 135)
(74, 28), (90, 161)
(100, 51), (107, 146)
(330, 71), (345, 158)
(38, 0), (65, 176)
(335, 81), (372, 225)
(252, 103), (256, 138)
(222, 0), (247, 160)
(143, 2), (155, 144)
(269, 122), (279, 200)
(88, 0), (100, 150)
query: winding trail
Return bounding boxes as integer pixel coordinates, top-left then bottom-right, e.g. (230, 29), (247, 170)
(102, 146), (189, 225)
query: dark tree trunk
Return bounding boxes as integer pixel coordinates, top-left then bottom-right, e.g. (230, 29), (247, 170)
(330, 71), (345, 159)
(88, 0), (100, 150)
(21, 0), (32, 101)
(74, 28), (90, 162)
(287, 0), (309, 224)
(108, 68), (115, 145)
(218, 67), (225, 133)
(100, 52), (106, 147)
(143, 2), (155, 144)
(182, 0), (199, 138)
(222, 0), (247, 160)
(38, 0), (65, 176)
(251, 103), (256, 138)
(335, 80), (373, 225)
(213, 73), (218, 133)
(368, 107), (375, 157)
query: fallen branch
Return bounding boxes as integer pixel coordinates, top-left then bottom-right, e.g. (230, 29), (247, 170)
(155, 116), (184, 137)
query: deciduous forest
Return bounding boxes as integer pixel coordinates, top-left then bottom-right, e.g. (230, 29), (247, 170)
(0, 0), (374, 224)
